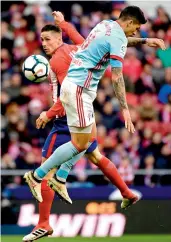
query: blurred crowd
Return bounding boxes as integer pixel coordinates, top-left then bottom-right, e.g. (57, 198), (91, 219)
(1, 1), (171, 189)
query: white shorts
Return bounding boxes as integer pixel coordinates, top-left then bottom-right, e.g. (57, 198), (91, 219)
(60, 78), (96, 128)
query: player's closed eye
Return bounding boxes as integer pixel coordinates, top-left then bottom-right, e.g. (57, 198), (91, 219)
(41, 38), (50, 42)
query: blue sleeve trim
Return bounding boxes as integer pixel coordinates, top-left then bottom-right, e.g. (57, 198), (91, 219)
(110, 59), (122, 67)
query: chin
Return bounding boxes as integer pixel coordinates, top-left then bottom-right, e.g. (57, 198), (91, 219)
(45, 51), (51, 56)
(125, 33), (131, 37)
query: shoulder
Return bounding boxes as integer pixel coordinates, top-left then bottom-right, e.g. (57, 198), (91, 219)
(64, 43), (78, 51)
(50, 53), (58, 68)
(111, 22), (127, 43)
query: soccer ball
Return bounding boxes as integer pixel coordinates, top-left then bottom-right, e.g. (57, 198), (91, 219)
(22, 55), (50, 82)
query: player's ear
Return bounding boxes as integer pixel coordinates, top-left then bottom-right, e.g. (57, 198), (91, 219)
(127, 19), (133, 27)
(56, 32), (62, 41)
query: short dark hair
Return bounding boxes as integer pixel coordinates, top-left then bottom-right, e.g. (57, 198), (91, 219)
(41, 24), (62, 33)
(119, 6), (147, 24)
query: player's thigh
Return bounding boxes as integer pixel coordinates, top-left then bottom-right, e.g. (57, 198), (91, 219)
(42, 124), (71, 159)
(42, 125), (58, 159)
(69, 122), (97, 151)
(70, 131), (92, 151)
(91, 122), (97, 140)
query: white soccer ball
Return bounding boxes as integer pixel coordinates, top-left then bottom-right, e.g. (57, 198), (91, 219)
(22, 55), (50, 82)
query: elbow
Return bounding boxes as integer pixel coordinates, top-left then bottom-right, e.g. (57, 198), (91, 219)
(112, 76), (117, 83)
(111, 67), (123, 83)
(112, 74), (121, 83)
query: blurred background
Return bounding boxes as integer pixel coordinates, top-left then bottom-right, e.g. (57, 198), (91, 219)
(1, 1), (171, 241)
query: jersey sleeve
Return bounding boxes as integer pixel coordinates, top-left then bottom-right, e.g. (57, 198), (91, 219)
(50, 56), (67, 86)
(110, 59), (123, 68)
(59, 21), (85, 45)
(108, 32), (127, 67)
(46, 97), (66, 119)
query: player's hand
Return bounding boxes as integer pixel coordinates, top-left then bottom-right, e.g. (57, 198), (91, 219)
(146, 38), (166, 50)
(52, 11), (64, 25)
(36, 111), (51, 129)
(122, 109), (135, 133)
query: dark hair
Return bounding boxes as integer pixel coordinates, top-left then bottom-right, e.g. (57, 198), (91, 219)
(119, 6), (147, 24)
(41, 24), (62, 33)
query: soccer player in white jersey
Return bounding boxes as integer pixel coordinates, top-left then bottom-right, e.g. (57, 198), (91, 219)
(24, 6), (165, 208)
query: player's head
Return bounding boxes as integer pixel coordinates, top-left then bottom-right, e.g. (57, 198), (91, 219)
(118, 6), (147, 37)
(41, 24), (62, 56)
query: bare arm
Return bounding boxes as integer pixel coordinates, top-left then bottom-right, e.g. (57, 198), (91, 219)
(111, 67), (128, 110)
(127, 37), (166, 50)
(127, 37), (147, 47)
(111, 67), (135, 133)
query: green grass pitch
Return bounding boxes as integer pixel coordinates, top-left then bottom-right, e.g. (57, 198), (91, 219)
(1, 235), (171, 242)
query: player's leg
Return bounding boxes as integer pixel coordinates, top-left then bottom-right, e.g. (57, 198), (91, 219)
(24, 81), (95, 202)
(85, 122), (138, 208)
(23, 126), (59, 242)
(24, 130), (92, 202)
(55, 122), (97, 182)
(82, 122), (138, 209)
(42, 129), (92, 202)
(85, 148), (139, 209)
(22, 158), (55, 242)
(55, 121), (138, 209)
(36, 161), (56, 229)
(35, 159), (56, 230)
(48, 138), (97, 203)
(48, 122), (97, 203)
(23, 117), (78, 241)
(39, 83), (96, 199)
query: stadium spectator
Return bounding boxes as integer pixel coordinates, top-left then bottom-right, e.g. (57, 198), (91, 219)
(138, 96), (158, 121)
(158, 68), (171, 103)
(118, 157), (134, 185)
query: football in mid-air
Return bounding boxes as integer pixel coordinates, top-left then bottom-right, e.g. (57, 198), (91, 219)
(22, 55), (50, 82)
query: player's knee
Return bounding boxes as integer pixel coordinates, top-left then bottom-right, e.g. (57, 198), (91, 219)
(71, 132), (91, 152)
(86, 148), (103, 165)
(78, 142), (89, 152)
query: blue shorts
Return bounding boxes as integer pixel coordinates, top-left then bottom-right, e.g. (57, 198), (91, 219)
(42, 116), (97, 158)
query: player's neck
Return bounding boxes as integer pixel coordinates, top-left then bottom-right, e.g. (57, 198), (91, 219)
(57, 41), (64, 49)
(116, 19), (126, 32)
(54, 42), (64, 54)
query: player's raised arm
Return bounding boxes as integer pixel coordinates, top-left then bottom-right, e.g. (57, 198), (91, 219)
(127, 37), (166, 49)
(52, 11), (85, 45)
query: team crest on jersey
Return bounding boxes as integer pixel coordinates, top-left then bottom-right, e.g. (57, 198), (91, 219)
(120, 45), (127, 58)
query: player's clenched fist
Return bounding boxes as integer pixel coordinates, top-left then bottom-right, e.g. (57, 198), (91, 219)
(122, 109), (135, 133)
(52, 11), (64, 25)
